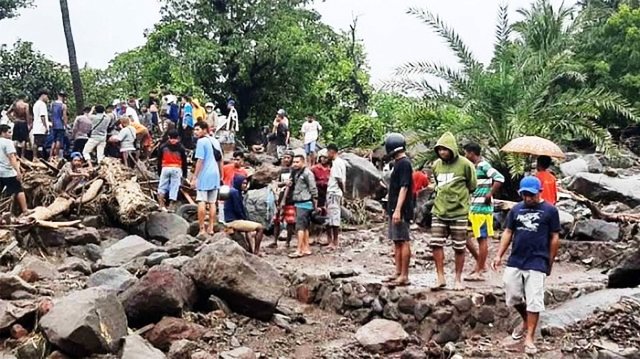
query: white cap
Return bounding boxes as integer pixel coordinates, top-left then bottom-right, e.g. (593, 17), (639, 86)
(277, 109), (286, 116)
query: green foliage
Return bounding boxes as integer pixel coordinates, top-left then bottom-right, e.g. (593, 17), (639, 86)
(339, 113), (385, 149)
(0, 0), (33, 20)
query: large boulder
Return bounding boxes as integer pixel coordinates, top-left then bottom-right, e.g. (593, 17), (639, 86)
(120, 334), (166, 359)
(87, 267), (138, 293)
(608, 250), (640, 288)
(119, 265), (197, 327)
(39, 287), (128, 357)
(355, 319), (409, 353)
(569, 173), (640, 207)
(573, 219), (620, 242)
(559, 158), (588, 178)
(144, 316), (206, 351)
(341, 153), (383, 200)
(183, 238), (286, 320)
(146, 213), (190, 243)
(101, 235), (159, 267)
(165, 235), (200, 257)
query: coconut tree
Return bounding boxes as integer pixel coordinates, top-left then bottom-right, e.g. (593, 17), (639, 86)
(59, 0), (84, 113)
(389, 0), (637, 179)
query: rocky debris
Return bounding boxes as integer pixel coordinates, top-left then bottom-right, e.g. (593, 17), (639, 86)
(13, 256), (60, 281)
(40, 287), (128, 357)
(161, 256), (192, 269)
(119, 265), (197, 327)
(146, 212), (190, 243)
(355, 319), (409, 353)
(120, 334), (166, 359)
(569, 173), (640, 207)
(219, 347), (257, 359)
(60, 227), (102, 245)
(0, 273), (37, 299)
(0, 300), (36, 331)
(608, 249), (640, 288)
(87, 267), (138, 293)
(146, 252), (170, 266)
(573, 219), (620, 242)
(145, 316), (207, 351)
(165, 235), (200, 257)
(100, 235), (159, 267)
(167, 339), (203, 359)
(341, 153), (383, 200)
(183, 238), (287, 321)
(58, 257), (92, 275)
(68, 243), (103, 262)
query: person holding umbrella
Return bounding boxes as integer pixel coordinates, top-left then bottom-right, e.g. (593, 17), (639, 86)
(535, 156), (557, 205)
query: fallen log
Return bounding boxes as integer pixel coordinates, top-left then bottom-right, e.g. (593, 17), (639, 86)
(561, 189), (640, 223)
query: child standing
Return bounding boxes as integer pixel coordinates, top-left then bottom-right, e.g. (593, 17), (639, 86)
(157, 130), (187, 211)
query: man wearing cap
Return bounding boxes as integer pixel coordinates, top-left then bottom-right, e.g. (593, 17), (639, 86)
(205, 102), (217, 132)
(491, 176), (561, 355)
(50, 91), (68, 159)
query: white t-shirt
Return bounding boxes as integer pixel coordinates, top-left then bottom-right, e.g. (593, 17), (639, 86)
(125, 106), (139, 123)
(327, 156), (347, 196)
(301, 120), (322, 144)
(0, 138), (17, 178)
(273, 116), (289, 129)
(32, 100), (49, 135)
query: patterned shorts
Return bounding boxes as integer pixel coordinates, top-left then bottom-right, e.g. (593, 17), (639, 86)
(326, 194), (342, 227)
(430, 218), (468, 251)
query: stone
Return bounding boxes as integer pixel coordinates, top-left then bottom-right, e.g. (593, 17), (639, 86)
(341, 153), (383, 199)
(400, 347), (427, 359)
(81, 215), (103, 228)
(452, 297), (473, 313)
(558, 210), (575, 234)
(59, 227), (101, 245)
(433, 323), (461, 344)
(145, 316), (206, 351)
(146, 252), (170, 266)
(583, 154), (604, 173)
(87, 267), (138, 293)
(541, 324), (567, 337)
(560, 158), (588, 178)
(569, 173), (640, 208)
(58, 257), (92, 275)
(350, 308), (373, 324)
(101, 235), (159, 267)
(0, 300), (36, 331)
(0, 273), (37, 299)
(609, 250), (640, 288)
(146, 213), (190, 243)
(397, 296), (417, 315)
(120, 334), (166, 359)
(414, 302), (432, 321)
(99, 227), (129, 242)
(597, 349), (626, 359)
(383, 303), (400, 321)
(15, 333), (47, 358)
(602, 202), (632, 213)
(208, 295), (232, 315)
(344, 295), (364, 308)
(183, 238), (287, 320)
(372, 298), (384, 313)
(167, 339), (200, 359)
(355, 319), (409, 353)
(364, 199), (384, 214)
(13, 256), (59, 281)
(431, 309), (453, 324)
(219, 347), (256, 359)
(40, 288), (128, 357)
(475, 307), (495, 324)
(10, 324), (28, 339)
(251, 163), (281, 187)
(68, 244), (103, 262)
(272, 314), (293, 332)
(161, 256), (191, 269)
(573, 219), (620, 242)
(119, 265), (197, 327)
(165, 235), (200, 257)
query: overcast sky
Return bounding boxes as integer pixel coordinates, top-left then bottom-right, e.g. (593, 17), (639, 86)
(0, 0), (576, 84)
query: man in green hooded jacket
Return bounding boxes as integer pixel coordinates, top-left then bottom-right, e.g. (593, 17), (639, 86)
(431, 132), (477, 291)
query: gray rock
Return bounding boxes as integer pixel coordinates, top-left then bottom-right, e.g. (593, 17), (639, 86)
(558, 210), (575, 234)
(355, 319), (408, 353)
(40, 287), (128, 357)
(569, 173), (640, 207)
(58, 257), (92, 275)
(0, 273), (37, 299)
(161, 256), (192, 269)
(60, 227), (101, 245)
(167, 339), (200, 359)
(452, 297), (473, 313)
(602, 202), (631, 213)
(560, 158), (588, 178)
(13, 256), (59, 280)
(400, 347), (427, 359)
(475, 306), (495, 324)
(183, 238), (287, 320)
(81, 215), (103, 228)
(87, 267), (138, 293)
(383, 303), (400, 321)
(219, 347), (257, 359)
(341, 153), (383, 199)
(372, 298), (384, 313)
(165, 235), (200, 257)
(101, 235), (159, 267)
(350, 308), (373, 324)
(609, 250), (640, 288)
(433, 322), (461, 344)
(0, 299), (36, 331)
(414, 302), (432, 322)
(99, 227), (129, 243)
(364, 199), (384, 214)
(120, 334), (166, 359)
(146, 213), (190, 243)
(397, 296), (417, 315)
(68, 243), (103, 262)
(146, 252), (170, 266)
(119, 265), (197, 327)
(431, 309), (453, 324)
(573, 219), (620, 242)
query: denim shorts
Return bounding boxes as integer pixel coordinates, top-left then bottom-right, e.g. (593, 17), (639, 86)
(304, 141), (316, 154)
(157, 167), (182, 201)
(53, 129), (66, 143)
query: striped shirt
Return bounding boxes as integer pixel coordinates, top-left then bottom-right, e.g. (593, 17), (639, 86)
(470, 160), (505, 214)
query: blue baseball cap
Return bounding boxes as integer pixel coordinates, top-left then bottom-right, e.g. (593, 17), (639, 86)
(70, 152), (84, 160)
(518, 176), (542, 195)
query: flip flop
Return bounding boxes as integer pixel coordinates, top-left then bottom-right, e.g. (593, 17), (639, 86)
(288, 252), (303, 258)
(388, 280), (411, 287)
(382, 275), (400, 283)
(431, 283), (447, 292)
(465, 273), (486, 282)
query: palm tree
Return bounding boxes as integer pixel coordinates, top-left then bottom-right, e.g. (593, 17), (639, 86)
(59, 0), (84, 113)
(389, 0), (637, 179)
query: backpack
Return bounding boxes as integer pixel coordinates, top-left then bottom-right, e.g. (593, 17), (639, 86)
(244, 187), (276, 230)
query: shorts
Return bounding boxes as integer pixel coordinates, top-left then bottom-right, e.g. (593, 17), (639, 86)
(52, 129), (66, 143)
(196, 189), (218, 203)
(158, 167), (182, 201)
(326, 194), (342, 227)
(469, 213), (494, 239)
(0, 177), (23, 195)
(304, 141), (316, 154)
(503, 267), (546, 313)
(227, 220), (263, 233)
(388, 219), (411, 242)
(33, 134), (47, 148)
(12, 121), (29, 143)
(295, 207), (312, 231)
(73, 138), (88, 153)
(430, 218), (467, 251)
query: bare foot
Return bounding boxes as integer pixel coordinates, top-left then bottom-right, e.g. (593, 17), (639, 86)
(453, 281), (465, 291)
(382, 274), (400, 283)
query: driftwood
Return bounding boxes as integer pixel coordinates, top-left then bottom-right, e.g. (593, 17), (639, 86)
(561, 189), (640, 223)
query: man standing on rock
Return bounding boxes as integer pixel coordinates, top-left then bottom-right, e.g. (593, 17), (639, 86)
(464, 142), (504, 281)
(492, 176), (560, 355)
(191, 121), (223, 236)
(301, 114), (322, 166)
(382, 133), (413, 287)
(325, 144), (346, 250)
(431, 132), (477, 291)
(288, 154), (318, 258)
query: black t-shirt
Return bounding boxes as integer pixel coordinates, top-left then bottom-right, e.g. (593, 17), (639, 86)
(276, 123), (288, 146)
(387, 157), (414, 221)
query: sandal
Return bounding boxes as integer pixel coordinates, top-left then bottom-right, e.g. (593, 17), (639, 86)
(382, 275), (400, 283)
(465, 273), (485, 282)
(388, 280), (411, 287)
(288, 252), (303, 258)
(431, 283), (447, 292)
(512, 327), (525, 341)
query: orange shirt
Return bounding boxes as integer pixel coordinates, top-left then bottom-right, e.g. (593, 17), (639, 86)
(536, 170), (557, 205)
(412, 171), (429, 197)
(222, 163), (248, 186)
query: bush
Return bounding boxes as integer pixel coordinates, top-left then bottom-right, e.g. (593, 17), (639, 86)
(339, 113), (385, 149)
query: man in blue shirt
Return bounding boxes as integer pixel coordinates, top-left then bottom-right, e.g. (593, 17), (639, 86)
(50, 91), (68, 159)
(190, 121), (223, 236)
(181, 96), (195, 149)
(492, 176), (561, 355)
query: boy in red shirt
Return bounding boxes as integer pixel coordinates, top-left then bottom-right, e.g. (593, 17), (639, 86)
(156, 130), (187, 211)
(535, 156), (557, 205)
(222, 151), (248, 186)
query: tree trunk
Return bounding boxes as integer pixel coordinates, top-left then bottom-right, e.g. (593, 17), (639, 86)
(59, 0), (84, 114)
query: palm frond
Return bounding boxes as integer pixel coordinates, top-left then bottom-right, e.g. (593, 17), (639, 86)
(494, 4), (512, 57)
